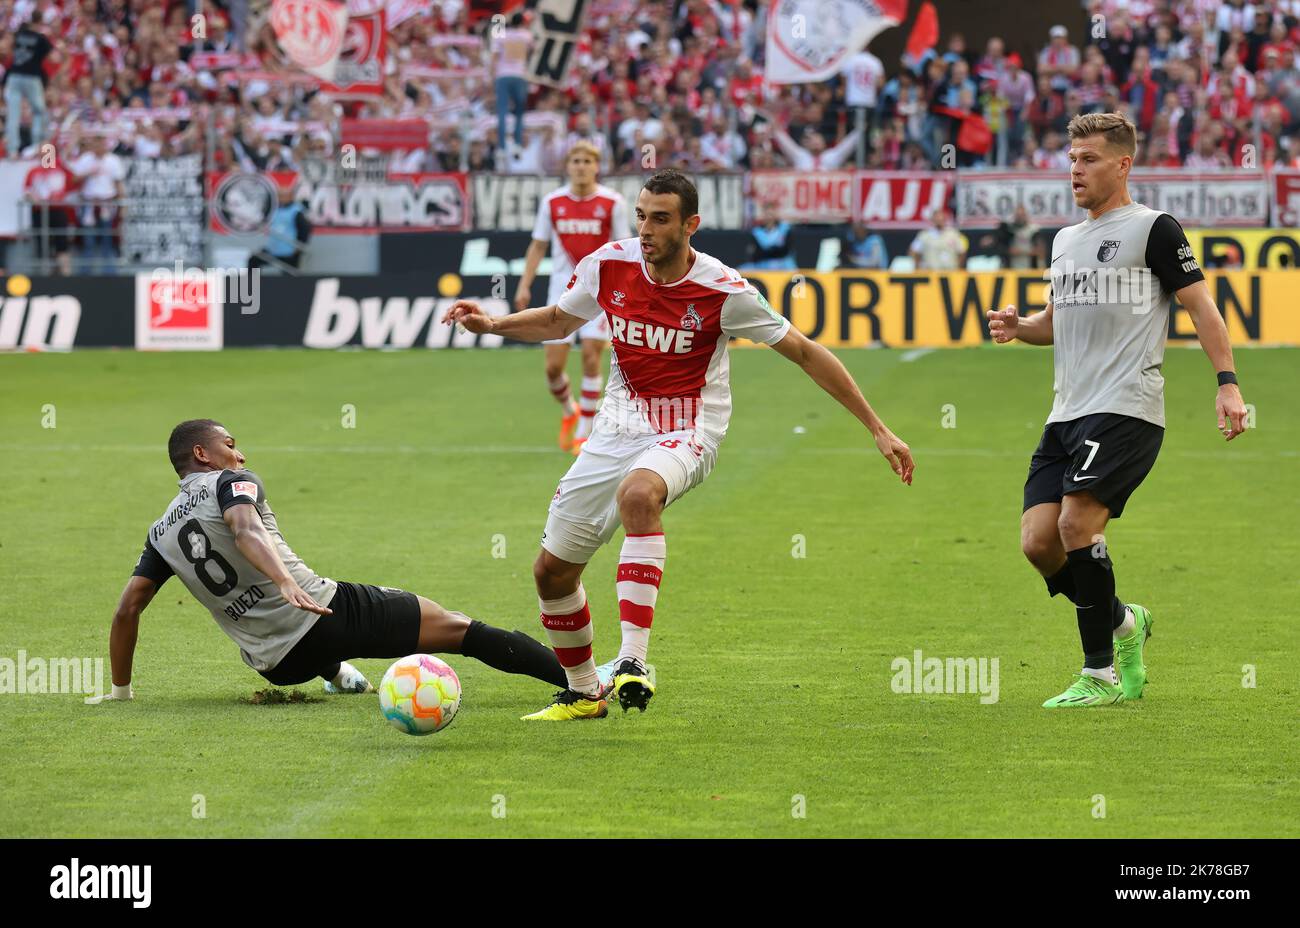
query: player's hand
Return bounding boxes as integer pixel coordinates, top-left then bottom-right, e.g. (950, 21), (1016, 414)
(280, 580), (332, 615)
(1216, 384), (1248, 441)
(441, 299), (496, 334)
(874, 428), (914, 485)
(85, 684), (133, 704)
(512, 286), (530, 313)
(986, 305), (1020, 343)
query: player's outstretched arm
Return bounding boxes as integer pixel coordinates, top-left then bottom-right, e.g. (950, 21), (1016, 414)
(440, 300), (584, 343)
(770, 327), (914, 484)
(987, 302), (1054, 345)
(513, 239), (549, 312)
(1178, 280), (1248, 441)
(223, 504), (332, 616)
(88, 575), (160, 703)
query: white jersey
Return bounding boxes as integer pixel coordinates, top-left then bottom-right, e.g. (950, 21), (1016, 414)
(531, 183), (630, 305)
(557, 238), (791, 448)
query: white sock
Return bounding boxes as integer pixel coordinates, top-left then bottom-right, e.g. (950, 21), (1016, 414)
(539, 585), (601, 696)
(618, 625), (650, 669)
(576, 375), (602, 439)
(1113, 606), (1135, 639)
(616, 533), (665, 668)
(1082, 666), (1116, 685)
(331, 661), (358, 686)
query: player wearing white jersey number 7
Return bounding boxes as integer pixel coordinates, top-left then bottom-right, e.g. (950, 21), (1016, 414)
(444, 168), (914, 721)
(987, 112), (1249, 709)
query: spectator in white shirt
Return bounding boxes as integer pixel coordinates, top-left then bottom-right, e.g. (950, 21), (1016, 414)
(699, 117), (746, 169)
(908, 209), (968, 270)
(770, 118), (862, 170)
(1038, 25), (1081, 93)
(842, 49), (885, 126)
(69, 134), (126, 274)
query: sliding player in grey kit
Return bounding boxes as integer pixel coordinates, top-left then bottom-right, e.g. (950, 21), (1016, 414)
(90, 419), (566, 703)
(987, 112), (1249, 708)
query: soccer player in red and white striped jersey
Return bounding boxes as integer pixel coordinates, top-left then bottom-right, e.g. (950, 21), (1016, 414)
(514, 142), (629, 454)
(445, 169), (914, 721)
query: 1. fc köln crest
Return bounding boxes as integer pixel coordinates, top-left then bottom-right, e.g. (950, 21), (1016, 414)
(1097, 240), (1121, 261)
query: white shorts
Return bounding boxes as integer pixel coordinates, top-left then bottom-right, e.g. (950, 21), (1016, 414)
(543, 274), (609, 345)
(541, 425), (717, 564)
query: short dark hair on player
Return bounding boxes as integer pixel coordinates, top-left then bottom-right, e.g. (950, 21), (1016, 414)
(642, 168), (698, 222)
(168, 419), (224, 474)
(1067, 112), (1137, 158)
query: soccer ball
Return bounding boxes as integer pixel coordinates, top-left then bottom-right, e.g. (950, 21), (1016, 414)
(378, 654), (461, 736)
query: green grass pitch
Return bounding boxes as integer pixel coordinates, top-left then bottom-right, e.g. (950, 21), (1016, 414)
(0, 345), (1295, 837)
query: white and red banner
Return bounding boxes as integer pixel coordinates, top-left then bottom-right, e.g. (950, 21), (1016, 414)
(855, 171), (953, 228)
(270, 0), (350, 83)
(766, 0), (905, 84)
(750, 170), (951, 226)
(208, 167), (470, 233)
(384, 0), (432, 28)
(954, 170), (1077, 228)
(751, 170), (857, 223)
(1269, 167), (1300, 227)
(340, 118), (429, 151)
(955, 169), (1270, 228)
(320, 10), (388, 96)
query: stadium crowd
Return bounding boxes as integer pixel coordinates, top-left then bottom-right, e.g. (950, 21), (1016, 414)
(2, 0), (1299, 175)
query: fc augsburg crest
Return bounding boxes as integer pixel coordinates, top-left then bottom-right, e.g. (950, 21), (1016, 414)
(1097, 240), (1121, 261)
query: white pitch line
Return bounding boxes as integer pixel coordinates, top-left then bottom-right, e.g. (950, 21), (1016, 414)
(899, 348), (935, 362)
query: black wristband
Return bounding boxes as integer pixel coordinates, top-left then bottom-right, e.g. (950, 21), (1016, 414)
(1217, 371), (1238, 387)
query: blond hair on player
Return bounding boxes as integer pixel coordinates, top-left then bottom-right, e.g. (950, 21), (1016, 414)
(566, 140), (601, 163)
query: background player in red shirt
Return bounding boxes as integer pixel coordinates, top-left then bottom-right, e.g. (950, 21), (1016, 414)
(513, 142), (629, 454)
(446, 169), (913, 721)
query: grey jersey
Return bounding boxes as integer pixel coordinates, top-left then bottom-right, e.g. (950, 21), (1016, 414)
(1047, 202), (1204, 427)
(131, 470), (337, 672)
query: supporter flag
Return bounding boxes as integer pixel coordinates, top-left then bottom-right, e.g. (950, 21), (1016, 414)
(270, 0), (350, 83)
(766, 0), (907, 84)
(904, 1), (939, 60)
(932, 106), (994, 157)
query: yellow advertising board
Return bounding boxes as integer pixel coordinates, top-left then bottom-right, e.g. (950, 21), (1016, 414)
(1182, 229), (1300, 269)
(743, 270), (1299, 347)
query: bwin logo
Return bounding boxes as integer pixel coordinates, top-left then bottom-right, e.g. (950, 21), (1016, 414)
(50, 858), (152, 908)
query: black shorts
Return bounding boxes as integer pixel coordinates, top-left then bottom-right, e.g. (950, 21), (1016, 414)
(261, 581), (421, 686)
(1022, 413), (1164, 519)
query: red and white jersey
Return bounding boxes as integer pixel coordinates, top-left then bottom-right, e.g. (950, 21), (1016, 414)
(558, 238), (791, 447)
(532, 184), (630, 304)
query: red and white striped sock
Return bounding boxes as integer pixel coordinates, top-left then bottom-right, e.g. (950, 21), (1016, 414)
(539, 584), (601, 696)
(547, 373), (574, 411)
(576, 375), (602, 439)
(616, 532), (665, 668)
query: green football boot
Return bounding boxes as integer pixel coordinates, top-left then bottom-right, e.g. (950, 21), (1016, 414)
(1115, 603), (1153, 700)
(1042, 672), (1125, 708)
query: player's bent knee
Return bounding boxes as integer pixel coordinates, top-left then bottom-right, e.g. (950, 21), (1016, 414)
(616, 477), (666, 515)
(533, 550), (582, 597)
(1056, 512), (1093, 549)
(1021, 531), (1059, 569)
